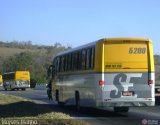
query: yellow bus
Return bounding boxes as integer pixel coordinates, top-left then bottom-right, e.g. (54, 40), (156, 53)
(0, 75), (3, 87)
(3, 71), (30, 91)
(48, 38), (155, 112)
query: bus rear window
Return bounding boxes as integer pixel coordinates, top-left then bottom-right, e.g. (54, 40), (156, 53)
(104, 42), (148, 70)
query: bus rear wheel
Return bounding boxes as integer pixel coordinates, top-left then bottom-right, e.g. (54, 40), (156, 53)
(55, 89), (59, 102)
(22, 88), (26, 91)
(75, 91), (80, 112)
(114, 107), (129, 113)
(56, 89), (64, 106)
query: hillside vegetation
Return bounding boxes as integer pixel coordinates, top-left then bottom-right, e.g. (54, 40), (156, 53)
(0, 40), (160, 83)
(0, 41), (71, 83)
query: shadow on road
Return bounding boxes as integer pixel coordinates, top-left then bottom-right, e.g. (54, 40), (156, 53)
(0, 101), (127, 119)
(49, 104), (127, 118)
(0, 101), (52, 118)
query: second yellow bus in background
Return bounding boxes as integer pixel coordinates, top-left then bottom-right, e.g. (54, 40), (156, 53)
(3, 71), (30, 91)
(0, 74), (3, 87)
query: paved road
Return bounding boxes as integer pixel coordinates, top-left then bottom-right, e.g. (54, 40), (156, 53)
(0, 86), (160, 125)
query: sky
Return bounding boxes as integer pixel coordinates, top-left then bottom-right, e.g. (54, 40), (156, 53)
(0, 0), (160, 54)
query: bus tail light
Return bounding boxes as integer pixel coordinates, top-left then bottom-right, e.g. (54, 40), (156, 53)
(99, 80), (105, 86)
(148, 80), (153, 86)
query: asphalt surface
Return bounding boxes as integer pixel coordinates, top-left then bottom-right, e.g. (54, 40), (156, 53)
(0, 85), (160, 125)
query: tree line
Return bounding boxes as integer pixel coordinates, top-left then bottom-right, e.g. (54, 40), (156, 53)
(0, 41), (71, 83)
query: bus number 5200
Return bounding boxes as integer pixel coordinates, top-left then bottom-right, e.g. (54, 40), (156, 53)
(129, 48), (146, 54)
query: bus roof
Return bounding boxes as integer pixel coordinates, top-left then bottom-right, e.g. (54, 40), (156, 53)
(55, 41), (96, 57)
(3, 71), (29, 75)
(104, 37), (151, 43)
(105, 37), (149, 41)
(54, 37), (152, 58)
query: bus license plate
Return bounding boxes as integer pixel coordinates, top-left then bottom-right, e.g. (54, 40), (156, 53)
(122, 91), (134, 96)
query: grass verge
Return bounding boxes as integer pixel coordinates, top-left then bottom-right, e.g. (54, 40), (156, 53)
(0, 93), (90, 125)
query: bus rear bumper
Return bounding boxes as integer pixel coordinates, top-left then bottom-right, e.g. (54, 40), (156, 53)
(12, 85), (30, 89)
(96, 99), (155, 107)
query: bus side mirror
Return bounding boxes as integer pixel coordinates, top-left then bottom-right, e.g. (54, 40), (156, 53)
(52, 66), (55, 76)
(47, 65), (53, 78)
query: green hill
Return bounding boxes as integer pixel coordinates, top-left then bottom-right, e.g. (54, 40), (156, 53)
(0, 41), (70, 83)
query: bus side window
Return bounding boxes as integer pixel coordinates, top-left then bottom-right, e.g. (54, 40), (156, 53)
(66, 54), (71, 71)
(78, 51), (82, 70)
(86, 48), (91, 69)
(71, 53), (74, 71)
(91, 47), (95, 69)
(64, 55), (67, 72)
(59, 57), (61, 72)
(60, 56), (64, 72)
(56, 57), (59, 73)
(82, 49), (86, 70)
(73, 52), (78, 70)
(54, 58), (58, 75)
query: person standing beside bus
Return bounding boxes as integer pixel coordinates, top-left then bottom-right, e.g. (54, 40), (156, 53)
(47, 80), (52, 100)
